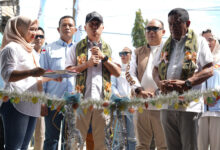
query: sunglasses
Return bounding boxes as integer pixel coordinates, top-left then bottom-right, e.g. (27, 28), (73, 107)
(119, 51), (131, 57)
(35, 35), (44, 39)
(145, 26), (163, 32)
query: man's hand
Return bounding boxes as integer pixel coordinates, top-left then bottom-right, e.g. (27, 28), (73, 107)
(30, 67), (46, 77)
(159, 80), (186, 93)
(87, 55), (100, 67)
(41, 104), (48, 116)
(66, 66), (76, 72)
(139, 91), (154, 99)
(135, 88), (154, 98)
(53, 77), (63, 82)
(42, 77), (62, 83)
(90, 46), (104, 60)
(158, 80), (174, 93)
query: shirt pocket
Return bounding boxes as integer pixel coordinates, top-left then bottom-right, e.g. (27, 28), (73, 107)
(50, 50), (65, 70)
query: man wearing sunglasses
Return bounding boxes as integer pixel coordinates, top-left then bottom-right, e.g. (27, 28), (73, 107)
(126, 19), (167, 150)
(33, 27), (45, 61)
(153, 8), (213, 150)
(111, 47), (136, 150)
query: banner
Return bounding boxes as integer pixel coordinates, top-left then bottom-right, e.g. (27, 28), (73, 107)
(73, 0), (83, 42)
(38, 0), (47, 28)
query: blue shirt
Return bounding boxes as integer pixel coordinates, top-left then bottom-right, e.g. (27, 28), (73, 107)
(202, 69), (220, 112)
(0, 33), (4, 88)
(40, 39), (75, 98)
(0, 32), (3, 47)
(0, 76), (4, 89)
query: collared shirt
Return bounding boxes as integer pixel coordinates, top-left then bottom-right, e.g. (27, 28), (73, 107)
(154, 36), (213, 112)
(141, 44), (162, 92)
(0, 42), (41, 117)
(166, 36), (187, 79)
(65, 39), (104, 100)
(111, 64), (131, 98)
(129, 43), (163, 110)
(40, 39), (75, 98)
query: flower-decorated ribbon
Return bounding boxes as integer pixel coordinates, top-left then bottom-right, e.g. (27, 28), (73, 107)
(63, 92), (83, 149)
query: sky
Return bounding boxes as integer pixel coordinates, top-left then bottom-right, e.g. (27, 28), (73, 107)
(20, 0), (220, 63)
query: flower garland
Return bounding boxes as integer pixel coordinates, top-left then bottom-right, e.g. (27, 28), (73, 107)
(0, 89), (220, 113)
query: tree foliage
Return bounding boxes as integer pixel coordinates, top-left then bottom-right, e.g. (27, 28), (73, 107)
(131, 9), (147, 48)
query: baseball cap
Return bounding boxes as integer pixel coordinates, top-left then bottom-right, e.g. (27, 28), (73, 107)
(85, 11), (103, 24)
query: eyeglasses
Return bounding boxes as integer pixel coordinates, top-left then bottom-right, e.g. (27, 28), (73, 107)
(119, 51), (131, 57)
(145, 26), (163, 32)
(35, 35), (44, 39)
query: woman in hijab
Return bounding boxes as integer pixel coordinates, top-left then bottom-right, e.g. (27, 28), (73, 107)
(0, 16), (45, 149)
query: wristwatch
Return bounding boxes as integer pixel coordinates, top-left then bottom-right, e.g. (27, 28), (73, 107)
(135, 87), (144, 95)
(184, 80), (192, 89)
(102, 56), (108, 63)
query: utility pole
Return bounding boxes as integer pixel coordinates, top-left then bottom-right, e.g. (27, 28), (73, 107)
(72, 0), (76, 18)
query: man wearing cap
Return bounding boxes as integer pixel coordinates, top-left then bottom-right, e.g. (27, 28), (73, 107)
(66, 11), (121, 149)
(126, 19), (167, 150)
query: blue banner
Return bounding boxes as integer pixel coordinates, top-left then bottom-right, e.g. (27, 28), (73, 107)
(38, 0), (47, 28)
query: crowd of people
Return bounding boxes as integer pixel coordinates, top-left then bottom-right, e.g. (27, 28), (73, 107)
(0, 7), (219, 150)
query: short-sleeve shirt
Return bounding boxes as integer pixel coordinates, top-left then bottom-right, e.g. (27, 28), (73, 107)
(65, 40), (104, 100)
(154, 36), (213, 112)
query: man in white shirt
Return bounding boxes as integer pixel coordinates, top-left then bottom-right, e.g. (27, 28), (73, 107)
(111, 47), (136, 150)
(153, 8), (213, 150)
(66, 11), (121, 150)
(127, 19), (167, 150)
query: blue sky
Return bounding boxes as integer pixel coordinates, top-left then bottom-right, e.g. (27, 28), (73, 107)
(20, 0), (220, 63)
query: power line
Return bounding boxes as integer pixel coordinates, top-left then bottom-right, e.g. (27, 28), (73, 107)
(187, 6), (220, 11)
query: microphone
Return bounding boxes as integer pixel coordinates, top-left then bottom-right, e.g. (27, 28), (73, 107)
(92, 42), (98, 67)
(92, 42), (98, 47)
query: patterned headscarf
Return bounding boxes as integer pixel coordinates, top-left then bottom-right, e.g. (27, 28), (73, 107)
(0, 16), (38, 53)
